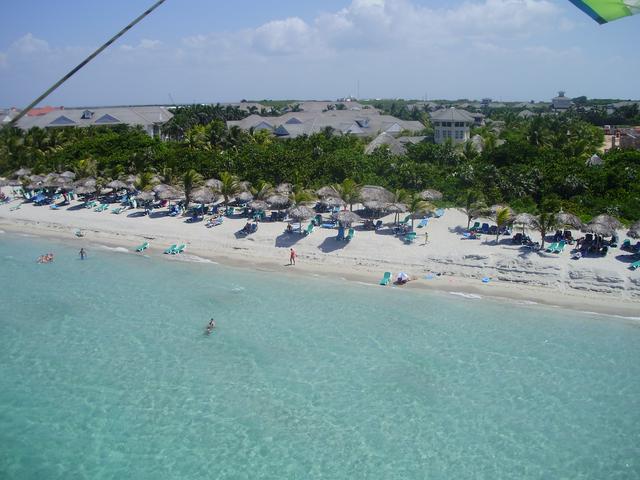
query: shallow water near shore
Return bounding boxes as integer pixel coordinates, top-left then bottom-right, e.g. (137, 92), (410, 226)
(1, 234), (639, 479)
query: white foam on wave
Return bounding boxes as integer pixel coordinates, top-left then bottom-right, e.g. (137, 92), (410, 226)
(0, 230), (5, 234)
(97, 245), (130, 254)
(169, 254), (218, 265)
(449, 291), (482, 300)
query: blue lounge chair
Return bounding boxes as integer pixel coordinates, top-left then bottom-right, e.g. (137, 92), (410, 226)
(336, 226), (345, 241)
(481, 223), (490, 234)
(172, 244), (186, 254)
(399, 214), (412, 225)
(417, 217), (429, 228)
(404, 231), (417, 244)
(630, 260), (640, 270)
(112, 206), (125, 214)
(135, 242), (149, 252)
(435, 208), (445, 218)
(346, 228), (355, 242)
(553, 240), (566, 254)
(379, 272), (392, 286)
(164, 244), (177, 254)
(545, 242), (559, 253)
(304, 222), (314, 236)
(374, 220), (383, 230)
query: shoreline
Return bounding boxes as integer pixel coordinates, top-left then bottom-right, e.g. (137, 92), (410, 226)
(2, 216), (639, 320)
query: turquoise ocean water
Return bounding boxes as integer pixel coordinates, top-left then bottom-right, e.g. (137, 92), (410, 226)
(1, 232), (639, 479)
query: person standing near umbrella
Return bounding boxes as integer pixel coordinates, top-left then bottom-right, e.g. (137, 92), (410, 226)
(289, 248), (297, 266)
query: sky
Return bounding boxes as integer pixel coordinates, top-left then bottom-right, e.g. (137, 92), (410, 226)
(0, 0), (638, 107)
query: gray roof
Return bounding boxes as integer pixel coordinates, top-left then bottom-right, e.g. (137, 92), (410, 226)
(16, 106), (173, 130)
(228, 110), (424, 138)
(430, 107), (475, 123)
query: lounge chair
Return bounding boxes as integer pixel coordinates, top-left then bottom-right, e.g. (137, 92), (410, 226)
(206, 217), (223, 228)
(374, 220), (383, 230)
(336, 226), (345, 241)
(94, 203), (108, 212)
(50, 204), (60, 210)
(112, 207), (125, 214)
(553, 240), (566, 254)
(470, 221), (481, 231)
(346, 228), (355, 242)
(621, 239), (631, 251)
(172, 244), (186, 254)
(545, 242), (559, 253)
(379, 272), (392, 286)
(404, 231), (417, 244)
(481, 223), (490, 234)
(312, 214), (322, 226)
(435, 208), (445, 218)
(135, 242), (149, 252)
(399, 214), (412, 225)
(462, 231), (480, 240)
(630, 260), (640, 270)
(164, 244), (177, 254)
(84, 200), (97, 209)
(417, 218), (429, 228)
(304, 222), (314, 236)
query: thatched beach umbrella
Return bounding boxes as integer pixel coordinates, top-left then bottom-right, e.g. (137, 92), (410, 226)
(332, 210), (362, 225)
(266, 194), (290, 210)
(238, 181), (252, 192)
(107, 180), (128, 191)
(60, 171), (76, 180)
(249, 200), (268, 211)
(360, 185), (394, 204)
(157, 187), (184, 201)
(582, 222), (615, 237)
(14, 168), (31, 178)
(590, 214), (622, 230)
(74, 177), (96, 188)
(626, 220), (640, 239)
(555, 212), (583, 229)
(419, 189), (443, 201)
(513, 212), (536, 233)
(316, 185), (339, 198)
(153, 183), (171, 193)
(205, 178), (222, 190)
(276, 182), (293, 194)
(191, 187), (217, 205)
(75, 185), (96, 195)
(288, 205), (315, 232)
(136, 191), (155, 203)
(236, 191), (254, 204)
(321, 196), (344, 208)
(29, 174), (45, 184)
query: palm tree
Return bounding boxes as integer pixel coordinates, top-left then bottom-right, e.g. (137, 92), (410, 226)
(182, 169), (204, 208)
(333, 178), (360, 211)
(407, 194), (432, 230)
(459, 190), (487, 229)
(289, 185), (316, 206)
(531, 212), (558, 249)
(251, 180), (274, 200)
(135, 172), (156, 192)
(493, 207), (512, 243)
(217, 171), (241, 206)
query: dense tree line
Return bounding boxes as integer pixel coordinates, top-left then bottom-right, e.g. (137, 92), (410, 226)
(1, 112), (638, 223)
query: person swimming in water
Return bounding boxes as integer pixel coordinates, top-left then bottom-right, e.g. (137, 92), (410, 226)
(79, 248), (86, 260)
(205, 318), (216, 335)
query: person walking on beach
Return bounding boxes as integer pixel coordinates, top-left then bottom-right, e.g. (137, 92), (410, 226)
(79, 248), (86, 260)
(289, 248), (297, 265)
(424, 232), (429, 245)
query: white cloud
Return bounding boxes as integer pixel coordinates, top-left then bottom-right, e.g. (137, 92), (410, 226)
(10, 33), (50, 54)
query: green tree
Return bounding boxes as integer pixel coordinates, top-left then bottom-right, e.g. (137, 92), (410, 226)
(531, 211), (558, 249)
(493, 207), (512, 243)
(407, 194), (432, 230)
(135, 172), (156, 192)
(333, 178), (360, 211)
(182, 169), (204, 208)
(217, 171), (241, 206)
(459, 191), (487, 229)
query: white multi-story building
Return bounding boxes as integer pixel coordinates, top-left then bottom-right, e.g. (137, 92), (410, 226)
(552, 91), (572, 111)
(430, 107), (475, 144)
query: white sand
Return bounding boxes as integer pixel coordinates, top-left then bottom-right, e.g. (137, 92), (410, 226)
(1, 187), (639, 317)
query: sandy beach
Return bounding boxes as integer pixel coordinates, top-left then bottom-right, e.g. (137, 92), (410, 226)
(1, 188), (639, 318)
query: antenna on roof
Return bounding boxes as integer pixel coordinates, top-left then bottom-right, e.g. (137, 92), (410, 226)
(7, 0), (168, 128)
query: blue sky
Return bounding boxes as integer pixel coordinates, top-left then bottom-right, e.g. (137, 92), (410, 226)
(0, 0), (638, 107)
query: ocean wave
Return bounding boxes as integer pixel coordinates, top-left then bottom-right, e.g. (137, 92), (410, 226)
(449, 291), (482, 300)
(0, 230), (5, 234)
(97, 245), (130, 254)
(169, 254), (218, 265)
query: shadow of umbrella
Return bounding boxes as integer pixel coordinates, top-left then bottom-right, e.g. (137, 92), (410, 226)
(317, 236), (348, 253)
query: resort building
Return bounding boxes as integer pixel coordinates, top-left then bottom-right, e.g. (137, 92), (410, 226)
(364, 132), (426, 155)
(552, 91), (572, 111)
(15, 106), (173, 137)
(612, 127), (640, 150)
(227, 110), (424, 139)
(430, 107), (475, 144)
